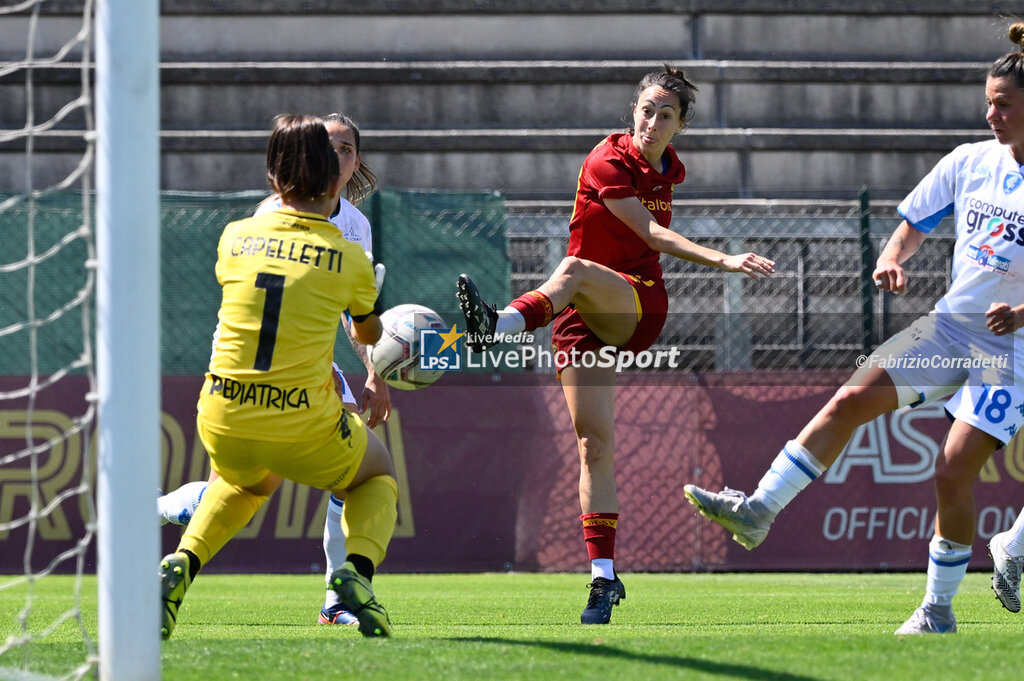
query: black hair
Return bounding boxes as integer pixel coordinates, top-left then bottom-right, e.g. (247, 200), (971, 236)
(322, 113), (378, 205)
(265, 114), (339, 203)
(626, 63), (699, 132)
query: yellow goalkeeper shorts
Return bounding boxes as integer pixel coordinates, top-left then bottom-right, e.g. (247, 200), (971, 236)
(197, 410), (368, 491)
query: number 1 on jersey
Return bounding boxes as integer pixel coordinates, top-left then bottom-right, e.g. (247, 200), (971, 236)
(254, 272), (284, 371)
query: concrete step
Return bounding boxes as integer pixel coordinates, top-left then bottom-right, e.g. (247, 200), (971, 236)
(151, 0), (1018, 14)
(2, 127), (990, 199)
(156, 59), (996, 131)
(1, 4), (1013, 62)
(1, 59), (994, 133)
(27, 0), (1016, 13)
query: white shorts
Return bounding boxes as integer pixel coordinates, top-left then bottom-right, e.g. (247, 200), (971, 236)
(332, 362), (356, 408)
(867, 313), (1021, 445)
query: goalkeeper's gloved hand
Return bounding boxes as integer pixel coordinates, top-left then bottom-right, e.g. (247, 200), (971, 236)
(364, 250), (386, 293)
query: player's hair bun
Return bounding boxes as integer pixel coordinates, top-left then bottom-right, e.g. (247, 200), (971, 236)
(1010, 22), (1024, 50)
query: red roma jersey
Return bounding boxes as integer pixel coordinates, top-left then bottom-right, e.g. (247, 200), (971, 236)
(567, 132), (686, 281)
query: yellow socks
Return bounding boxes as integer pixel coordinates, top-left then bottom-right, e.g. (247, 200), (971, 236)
(341, 475), (398, 567)
(178, 476), (268, 565)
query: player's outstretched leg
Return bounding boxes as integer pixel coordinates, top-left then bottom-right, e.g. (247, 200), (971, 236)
(683, 485), (774, 550)
(330, 561), (393, 637)
(580, 575), (626, 624)
(457, 273), (499, 352)
(989, 530), (1024, 613)
(159, 551), (195, 640)
(894, 605), (957, 635)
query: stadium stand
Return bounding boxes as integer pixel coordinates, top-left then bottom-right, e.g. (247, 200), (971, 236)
(0, 0), (1011, 199)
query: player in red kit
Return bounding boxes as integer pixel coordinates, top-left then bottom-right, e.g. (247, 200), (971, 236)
(457, 64), (776, 624)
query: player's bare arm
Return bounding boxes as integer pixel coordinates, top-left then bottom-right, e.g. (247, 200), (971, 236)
(343, 319), (391, 427)
(872, 220), (928, 294)
(985, 301), (1024, 336)
(603, 195), (775, 279)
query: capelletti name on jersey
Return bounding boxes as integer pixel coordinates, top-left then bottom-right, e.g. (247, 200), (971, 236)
(207, 374), (311, 411)
(230, 234), (344, 273)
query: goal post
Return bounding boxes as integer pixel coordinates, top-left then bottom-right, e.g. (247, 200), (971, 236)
(95, 0), (161, 679)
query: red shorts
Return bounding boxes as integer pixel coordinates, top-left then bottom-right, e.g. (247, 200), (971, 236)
(551, 272), (668, 372)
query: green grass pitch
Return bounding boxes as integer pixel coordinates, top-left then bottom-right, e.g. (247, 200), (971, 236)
(3, 571), (1024, 680)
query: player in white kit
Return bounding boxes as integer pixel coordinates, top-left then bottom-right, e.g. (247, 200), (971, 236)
(158, 113), (388, 627)
(683, 23), (1024, 634)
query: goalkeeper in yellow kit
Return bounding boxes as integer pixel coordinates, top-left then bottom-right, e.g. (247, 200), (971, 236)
(159, 114), (397, 639)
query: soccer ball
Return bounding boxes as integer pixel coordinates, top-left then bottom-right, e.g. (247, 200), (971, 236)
(369, 304), (449, 390)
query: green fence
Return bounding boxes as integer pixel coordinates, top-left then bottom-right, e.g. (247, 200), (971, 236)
(3, 189), (954, 378)
(0, 188), (509, 375)
(367, 187), (509, 331)
(0, 192), (92, 376)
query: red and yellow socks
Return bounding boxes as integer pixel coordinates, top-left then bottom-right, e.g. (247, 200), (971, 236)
(581, 512), (618, 561)
(509, 290), (555, 331)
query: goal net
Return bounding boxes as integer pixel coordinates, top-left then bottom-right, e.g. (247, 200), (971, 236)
(0, 1), (160, 679)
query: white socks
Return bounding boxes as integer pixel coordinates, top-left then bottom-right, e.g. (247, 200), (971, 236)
(591, 558), (615, 581)
(750, 440), (827, 514)
(923, 534), (971, 608)
(157, 480), (207, 526)
(322, 494), (347, 608)
(495, 307), (526, 336)
(1003, 507), (1024, 556)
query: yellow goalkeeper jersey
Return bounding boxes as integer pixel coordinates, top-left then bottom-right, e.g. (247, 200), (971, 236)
(198, 208), (377, 442)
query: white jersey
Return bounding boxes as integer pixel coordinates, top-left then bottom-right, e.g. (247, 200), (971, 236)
(881, 140), (1024, 443)
(255, 196), (373, 260)
(898, 139), (1024, 332)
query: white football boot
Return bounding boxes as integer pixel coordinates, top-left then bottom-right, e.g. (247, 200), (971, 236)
(683, 485), (774, 550)
(989, 530), (1024, 613)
